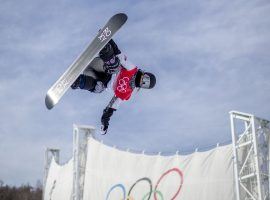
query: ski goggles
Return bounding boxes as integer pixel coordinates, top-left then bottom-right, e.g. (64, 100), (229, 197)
(139, 72), (156, 89)
(104, 56), (120, 74)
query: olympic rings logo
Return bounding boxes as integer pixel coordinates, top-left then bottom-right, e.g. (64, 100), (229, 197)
(105, 168), (184, 200)
(117, 77), (130, 93)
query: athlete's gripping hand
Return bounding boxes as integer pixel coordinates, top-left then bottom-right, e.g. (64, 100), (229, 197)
(101, 107), (116, 134)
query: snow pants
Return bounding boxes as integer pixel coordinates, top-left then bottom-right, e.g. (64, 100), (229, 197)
(81, 57), (112, 92)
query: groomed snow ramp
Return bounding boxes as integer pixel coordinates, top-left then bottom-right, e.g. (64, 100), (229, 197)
(43, 111), (270, 200)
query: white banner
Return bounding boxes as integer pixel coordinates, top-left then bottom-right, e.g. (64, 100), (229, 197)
(44, 158), (73, 200)
(83, 138), (234, 200)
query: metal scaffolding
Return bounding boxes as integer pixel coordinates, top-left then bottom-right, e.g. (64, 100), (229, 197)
(43, 148), (60, 200)
(230, 111), (270, 200)
(72, 124), (95, 200)
(43, 124), (95, 200)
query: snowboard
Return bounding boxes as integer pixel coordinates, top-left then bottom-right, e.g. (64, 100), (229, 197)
(45, 13), (128, 110)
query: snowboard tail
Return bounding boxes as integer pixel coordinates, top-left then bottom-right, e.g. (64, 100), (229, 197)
(45, 13), (128, 109)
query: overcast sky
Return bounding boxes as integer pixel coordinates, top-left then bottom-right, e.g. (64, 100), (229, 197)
(0, 0), (270, 186)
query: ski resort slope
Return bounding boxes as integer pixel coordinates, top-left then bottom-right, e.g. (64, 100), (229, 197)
(44, 134), (234, 200)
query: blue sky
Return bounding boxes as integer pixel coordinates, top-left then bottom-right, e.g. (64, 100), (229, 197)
(0, 0), (270, 186)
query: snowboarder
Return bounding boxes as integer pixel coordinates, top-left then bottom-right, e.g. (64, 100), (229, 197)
(71, 39), (156, 134)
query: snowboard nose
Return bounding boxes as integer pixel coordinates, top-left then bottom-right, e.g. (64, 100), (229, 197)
(45, 94), (54, 110)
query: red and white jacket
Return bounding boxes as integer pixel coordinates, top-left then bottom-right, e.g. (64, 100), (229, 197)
(106, 54), (139, 109)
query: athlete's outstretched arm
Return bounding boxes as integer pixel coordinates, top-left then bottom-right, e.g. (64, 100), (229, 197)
(100, 96), (122, 134)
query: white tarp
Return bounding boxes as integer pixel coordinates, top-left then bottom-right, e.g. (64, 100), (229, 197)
(83, 138), (234, 200)
(43, 158), (73, 200)
(43, 137), (234, 200)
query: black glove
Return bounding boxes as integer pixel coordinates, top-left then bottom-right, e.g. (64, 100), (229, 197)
(101, 107), (116, 134)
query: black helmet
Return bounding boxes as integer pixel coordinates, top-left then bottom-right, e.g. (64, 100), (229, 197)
(99, 43), (114, 61)
(99, 39), (121, 62)
(99, 40), (121, 74)
(135, 71), (156, 89)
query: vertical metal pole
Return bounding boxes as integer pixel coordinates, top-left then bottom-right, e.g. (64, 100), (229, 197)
(251, 116), (263, 200)
(43, 149), (49, 200)
(230, 113), (241, 200)
(230, 111), (270, 200)
(73, 126), (79, 200)
(268, 129), (270, 200)
(72, 124), (95, 200)
(43, 148), (60, 200)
